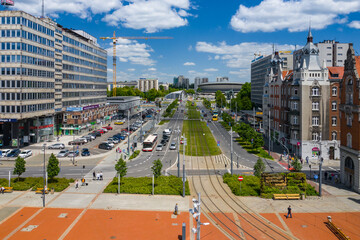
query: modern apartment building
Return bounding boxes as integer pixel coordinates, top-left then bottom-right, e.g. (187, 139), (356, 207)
(0, 11), (108, 146)
(339, 43), (360, 193)
(251, 51), (293, 107)
(216, 77), (229, 82)
(173, 75), (189, 89)
(138, 78), (158, 92)
(316, 40), (350, 67)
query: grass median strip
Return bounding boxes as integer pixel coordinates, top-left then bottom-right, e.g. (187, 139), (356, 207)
(0, 177), (74, 192)
(158, 120), (170, 125)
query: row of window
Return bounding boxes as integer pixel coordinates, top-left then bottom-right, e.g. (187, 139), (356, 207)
(0, 92), (54, 101)
(63, 73), (106, 83)
(63, 35), (107, 58)
(0, 67), (54, 78)
(0, 103), (54, 114)
(63, 64), (106, 77)
(0, 55), (54, 68)
(0, 29), (55, 47)
(0, 80), (54, 88)
(63, 54), (107, 71)
(62, 98), (106, 107)
(0, 16), (54, 37)
(63, 83), (107, 89)
(63, 45), (106, 65)
(0, 42), (54, 58)
(63, 91), (105, 98)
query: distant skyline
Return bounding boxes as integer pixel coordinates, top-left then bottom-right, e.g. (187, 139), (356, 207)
(6, 0), (360, 83)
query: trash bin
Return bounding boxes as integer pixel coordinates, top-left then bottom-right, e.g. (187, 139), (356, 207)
(51, 188), (54, 194)
(301, 193), (305, 200)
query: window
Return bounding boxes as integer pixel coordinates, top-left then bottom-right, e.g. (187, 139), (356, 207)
(293, 131), (298, 140)
(332, 132), (337, 141)
(347, 133), (352, 148)
(347, 114), (352, 126)
(332, 117), (337, 126)
(312, 87), (319, 96)
(292, 116), (298, 125)
(312, 117), (319, 126)
(312, 102), (319, 110)
(332, 87), (337, 96)
(332, 101), (337, 111)
(294, 88), (298, 95)
(312, 132), (319, 141)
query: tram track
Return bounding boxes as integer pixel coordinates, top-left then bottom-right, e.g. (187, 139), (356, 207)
(187, 114), (297, 240)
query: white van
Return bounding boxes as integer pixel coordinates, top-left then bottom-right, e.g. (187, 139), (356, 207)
(163, 129), (171, 136)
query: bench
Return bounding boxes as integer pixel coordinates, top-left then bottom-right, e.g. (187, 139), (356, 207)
(273, 193), (301, 200)
(3, 187), (13, 193)
(35, 188), (49, 194)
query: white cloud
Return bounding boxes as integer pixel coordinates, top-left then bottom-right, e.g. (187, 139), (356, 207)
(349, 21), (360, 29)
(103, 0), (191, 33)
(14, 0), (121, 19)
(148, 68), (157, 71)
(128, 68), (136, 72)
(230, 0), (360, 32)
(184, 62), (196, 66)
(204, 68), (218, 72)
(196, 41), (295, 81)
(105, 39), (155, 66)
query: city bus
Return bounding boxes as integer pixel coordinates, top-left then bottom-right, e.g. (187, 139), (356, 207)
(142, 134), (158, 152)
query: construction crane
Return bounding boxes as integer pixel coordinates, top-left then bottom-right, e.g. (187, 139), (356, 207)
(100, 31), (172, 97)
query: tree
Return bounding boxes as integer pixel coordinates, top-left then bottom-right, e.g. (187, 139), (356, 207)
(240, 96), (252, 110)
(47, 153), (60, 180)
(237, 82), (251, 100)
(151, 159), (163, 178)
(253, 158), (265, 178)
(13, 156), (26, 180)
(292, 157), (302, 172)
(252, 133), (264, 149)
(215, 90), (226, 108)
(115, 156), (127, 179)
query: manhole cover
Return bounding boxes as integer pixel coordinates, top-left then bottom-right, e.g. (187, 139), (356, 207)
(301, 225), (308, 228)
(110, 236), (116, 239)
(21, 225), (38, 232)
(172, 223), (178, 226)
(58, 213), (68, 218)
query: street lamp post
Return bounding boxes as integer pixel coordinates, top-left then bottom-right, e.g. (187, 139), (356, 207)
(182, 136), (186, 197)
(318, 134), (323, 197)
(177, 126), (180, 177)
(72, 128), (75, 165)
(42, 144), (46, 207)
(127, 109), (130, 156)
(230, 126), (233, 175)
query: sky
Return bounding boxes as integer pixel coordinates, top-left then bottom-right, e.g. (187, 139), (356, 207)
(6, 0), (360, 84)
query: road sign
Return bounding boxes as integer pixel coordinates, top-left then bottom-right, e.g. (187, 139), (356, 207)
(314, 174), (318, 180)
(238, 176), (243, 181)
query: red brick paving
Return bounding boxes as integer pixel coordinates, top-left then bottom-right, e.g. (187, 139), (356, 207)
(260, 213), (286, 231)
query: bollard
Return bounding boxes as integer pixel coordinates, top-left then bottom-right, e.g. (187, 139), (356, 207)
(182, 222), (186, 240)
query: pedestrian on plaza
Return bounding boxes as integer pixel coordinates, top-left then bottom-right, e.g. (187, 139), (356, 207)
(300, 158), (303, 165)
(306, 156), (309, 164)
(96, 172), (100, 181)
(174, 203), (178, 215)
(286, 205), (292, 218)
(93, 171), (96, 180)
(75, 180), (79, 189)
(0, 186), (5, 194)
(100, 171), (103, 180)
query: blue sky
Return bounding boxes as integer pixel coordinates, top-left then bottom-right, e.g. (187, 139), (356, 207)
(7, 0), (360, 84)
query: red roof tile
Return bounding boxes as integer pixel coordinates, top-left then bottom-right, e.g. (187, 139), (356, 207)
(355, 56), (360, 76)
(328, 66), (344, 80)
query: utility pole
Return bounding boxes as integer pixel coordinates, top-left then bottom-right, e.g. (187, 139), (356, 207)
(42, 144), (46, 207)
(177, 126), (180, 177)
(128, 109), (130, 155)
(182, 136), (186, 197)
(319, 134), (323, 197)
(268, 110), (271, 156)
(230, 126), (233, 175)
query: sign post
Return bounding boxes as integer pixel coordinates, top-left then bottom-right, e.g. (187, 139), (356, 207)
(238, 176), (243, 195)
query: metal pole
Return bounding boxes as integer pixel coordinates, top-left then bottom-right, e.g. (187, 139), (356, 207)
(177, 127), (180, 177)
(240, 181), (242, 194)
(237, 155), (239, 168)
(182, 222), (186, 240)
(230, 127), (233, 175)
(152, 174), (154, 195)
(72, 128), (75, 165)
(128, 109), (130, 155)
(196, 192), (201, 240)
(319, 134), (322, 197)
(118, 173), (120, 194)
(253, 107), (255, 129)
(182, 136), (186, 198)
(8, 171), (10, 187)
(268, 110), (271, 155)
(43, 144), (46, 207)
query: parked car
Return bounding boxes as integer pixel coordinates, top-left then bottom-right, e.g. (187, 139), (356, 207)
(102, 126), (113, 130)
(108, 137), (119, 144)
(114, 121), (124, 125)
(68, 139), (85, 145)
(91, 131), (101, 137)
(81, 148), (90, 156)
(100, 128), (108, 133)
(97, 129), (105, 134)
(19, 150), (32, 158)
(68, 150), (79, 158)
(98, 142), (112, 150)
(169, 142), (177, 150)
(0, 149), (12, 157)
(156, 144), (163, 151)
(84, 135), (95, 141)
(7, 149), (21, 157)
(48, 143), (65, 149)
(78, 137), (88, 143)
(57, 150), (70, 158)
(103, 141), (114, 148)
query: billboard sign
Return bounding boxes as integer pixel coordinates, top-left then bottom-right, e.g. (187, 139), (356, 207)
(83, 104), (99, 110)
(1, 0), (14, 6)
(66, 107), (83, 112)
(0, 119), (17, 122)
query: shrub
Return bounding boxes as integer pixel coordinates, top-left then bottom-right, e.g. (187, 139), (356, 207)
(115, 156), (127, 179)
(151, 159), (163, 178)
(223, 173), (260, 196)
(129, 150), (140, 160)
(3, 177), (73, 192)
(47, 153), (60, 179)
(253, 158), (265, 178)
(13, 157), (26, 179)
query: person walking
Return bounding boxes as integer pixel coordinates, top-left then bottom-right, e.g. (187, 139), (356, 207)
(100, 171), (103, 181)
(306, 156), (309, 164)
(174, 203), (178, 215)
(75, 180), (79, 189)
(286, 205), (292, 218)
(93, 171), (96, 180)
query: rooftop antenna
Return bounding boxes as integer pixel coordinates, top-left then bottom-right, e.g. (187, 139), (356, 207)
(41, 0), (44, 18)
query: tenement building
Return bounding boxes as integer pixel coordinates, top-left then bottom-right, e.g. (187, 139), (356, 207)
(339, 44), (360, 192)
(0, 11), (109, 146)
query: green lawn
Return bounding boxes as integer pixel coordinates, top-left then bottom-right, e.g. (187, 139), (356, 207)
(158, 120), (170, 125)
(0, 177), (74, 192)
(181, 120), (221, 156)
(186, 102), (200, 119)
(236, 138), (273, 160)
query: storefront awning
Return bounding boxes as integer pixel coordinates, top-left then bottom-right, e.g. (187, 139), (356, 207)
(312, 147), (319, 151)
(60, 127), (79, 130)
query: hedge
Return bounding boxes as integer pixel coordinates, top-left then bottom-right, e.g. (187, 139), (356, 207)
(104, 175), (190, 195)
(0, 177), (74, 192)
(129, 150), (140, 160)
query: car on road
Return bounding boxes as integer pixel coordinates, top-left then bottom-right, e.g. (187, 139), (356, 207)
(57, 150), (69, 158)
(102, 125), (113, 130)
(7, 149), (21, 157)
(83, 135), (95, 141)
(98, 142), (112, 150)
(207, 119), (212, 123)
(68, 139), (85, 145)
(156, 144), (163, 151)
(19, 150), (32, 158)
(169, 142), (176, 150)
(48, 143), (65, 149)
(114, 121), (124, 125)
(162, 135), (170, 142)
(100, 128), (108, 133)
(68, 150), (79, 158)
(160, 139), (167, 146)
(81, 148), (90, 156)
(0, 149), (11, 157)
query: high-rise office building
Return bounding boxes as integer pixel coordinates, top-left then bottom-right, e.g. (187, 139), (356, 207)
(0, 11), (108, 146)
(316, 40), (350, 67)
(138, 78), (158, 92)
